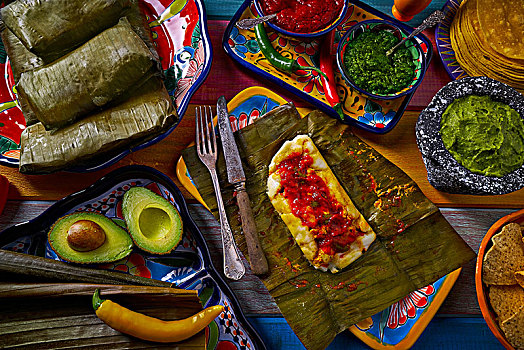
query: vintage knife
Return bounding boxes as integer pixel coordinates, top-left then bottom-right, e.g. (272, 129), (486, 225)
(217, 96), (269, 275)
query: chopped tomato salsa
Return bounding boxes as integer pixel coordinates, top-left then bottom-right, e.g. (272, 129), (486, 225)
(275, 150), (364, 255)
(261, 0), (344, 33)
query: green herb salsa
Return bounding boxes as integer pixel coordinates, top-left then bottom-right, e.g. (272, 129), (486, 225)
(343, 30), (415, 95)
(440, 95), (524, 177)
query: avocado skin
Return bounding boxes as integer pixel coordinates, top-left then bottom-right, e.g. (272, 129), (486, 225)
(122, 186), (183, 254)
(48, 212), (133, 264)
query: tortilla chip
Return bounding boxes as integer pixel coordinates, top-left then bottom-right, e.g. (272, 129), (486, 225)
(488, 285), (524, 323)
(501, 305), (524, 350)
(477, 0), (524, 60)
(483, 223), (524, 285)
(515, 271), (524, 289)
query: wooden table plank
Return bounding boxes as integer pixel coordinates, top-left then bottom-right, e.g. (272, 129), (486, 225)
(3, 108), (524, 207)
(0, 200), (516, 316)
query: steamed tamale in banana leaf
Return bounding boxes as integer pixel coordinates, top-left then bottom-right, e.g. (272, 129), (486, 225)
(1, 0), (133, 63)
(182, 105), (476, 350)
(19, 77), (175, 174)
(17, 17), (158, 131)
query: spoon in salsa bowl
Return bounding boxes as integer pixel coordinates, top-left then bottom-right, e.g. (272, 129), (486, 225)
(236, 13), (277, 30)
(386, 10), (445, 56)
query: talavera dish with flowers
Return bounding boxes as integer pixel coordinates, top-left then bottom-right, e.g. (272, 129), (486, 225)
(0, 165), (266, 350)
(223, 0), (432, 134)
(0, 0), (212, 170)
(177, 85), (461, 350)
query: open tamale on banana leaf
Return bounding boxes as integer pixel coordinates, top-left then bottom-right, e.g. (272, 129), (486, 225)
(17, 17), (159, 131)
(19, 76), (176, 174)
(182, 105), (476, 350)
(1, 0), (133, 63)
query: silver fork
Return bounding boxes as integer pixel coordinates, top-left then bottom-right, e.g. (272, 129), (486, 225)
(195, 106), (246, 280)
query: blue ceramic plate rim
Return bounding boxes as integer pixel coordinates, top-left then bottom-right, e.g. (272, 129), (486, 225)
(252, 0), (350, 38)
(0, 0), (213, 172)
(435, 0), (466, 81)
(336, 19), (427, 100)
(0, 165), (267, 350)
(222, 0), (433, 135)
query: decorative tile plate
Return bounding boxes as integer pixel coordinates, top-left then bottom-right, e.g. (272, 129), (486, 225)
(177, 85), (461, 349)
(435, 0), (468, 80)
(0, 165), (266, 350)
(222, 0), (433, 134)
(0, 0), (212, 171)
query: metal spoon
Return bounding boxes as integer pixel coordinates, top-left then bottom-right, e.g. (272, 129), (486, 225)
(386, 10), (445, 56)
(236, 13), (277, 30)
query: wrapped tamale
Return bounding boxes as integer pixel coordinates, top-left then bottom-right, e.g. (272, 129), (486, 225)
(0, 29), (41, 125)
(1, 0), (133, 63)
(17, 17), (159, 130)
(0, 29), (42, 81)
(19, 77), (176, 174)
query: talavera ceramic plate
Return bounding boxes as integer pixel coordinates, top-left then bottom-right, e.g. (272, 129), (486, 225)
(0, 0), (212, 171)
(222, 0), (432, 134)
(0, 165), (266, 350)
(177, 85), (461, 350)
(435, 0), (468, 80)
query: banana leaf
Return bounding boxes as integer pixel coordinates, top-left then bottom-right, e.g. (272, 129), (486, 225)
(182, 105), (476, 350)
(0, 282), (205, 349)
(19, 76), (176, 174)
(1, 0), (133, 63)
(17, 17), (159, 131)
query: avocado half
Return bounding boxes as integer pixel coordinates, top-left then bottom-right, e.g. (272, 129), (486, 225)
(122, 186), (183, 254)
(48, 212), (133, 264)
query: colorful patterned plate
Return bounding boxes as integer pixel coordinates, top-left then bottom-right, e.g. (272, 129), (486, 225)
(177, 86), (461, 349)
(435, 0), (468, 80)
(0, 0), (212, 171)
(0, 165), (266, 350)
(222, 0), (432, 134)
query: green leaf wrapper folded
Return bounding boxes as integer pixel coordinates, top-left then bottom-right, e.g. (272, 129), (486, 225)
(0, 0), (159, 127)
(0, 0), (133, 63)
(17, 17), (158, 131)
(19, 76), (176, 174)
(182, 105), (476, 350)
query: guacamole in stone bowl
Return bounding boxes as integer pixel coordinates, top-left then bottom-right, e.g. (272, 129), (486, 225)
(416, 76), (524, 195)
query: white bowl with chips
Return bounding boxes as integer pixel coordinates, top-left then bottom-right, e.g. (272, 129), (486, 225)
(475, 209), (524, 350)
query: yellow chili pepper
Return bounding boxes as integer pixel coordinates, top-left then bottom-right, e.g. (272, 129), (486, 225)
(92, 289), (224, 343)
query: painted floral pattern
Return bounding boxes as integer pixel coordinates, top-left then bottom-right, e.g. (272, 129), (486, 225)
(387, 285), (435, 329)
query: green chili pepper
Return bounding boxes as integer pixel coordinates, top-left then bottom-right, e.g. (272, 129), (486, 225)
(254, 24), (326, 79)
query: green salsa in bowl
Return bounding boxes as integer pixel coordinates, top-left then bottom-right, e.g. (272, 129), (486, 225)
(336, 20), (426, 100)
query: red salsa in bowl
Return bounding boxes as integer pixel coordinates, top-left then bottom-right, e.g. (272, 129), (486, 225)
(255, 0), (348, 37)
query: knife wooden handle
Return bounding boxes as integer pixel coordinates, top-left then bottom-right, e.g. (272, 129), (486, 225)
(236, 189), (269, 275)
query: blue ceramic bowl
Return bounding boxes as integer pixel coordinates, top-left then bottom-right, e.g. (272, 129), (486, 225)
(336, 19), (427, 100)
(253, 0), (349, 39)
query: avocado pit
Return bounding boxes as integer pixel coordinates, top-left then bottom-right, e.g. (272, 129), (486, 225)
(67, 220), (106, 252)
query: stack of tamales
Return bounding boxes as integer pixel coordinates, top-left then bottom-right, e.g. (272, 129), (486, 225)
(0, 0), (177, 173)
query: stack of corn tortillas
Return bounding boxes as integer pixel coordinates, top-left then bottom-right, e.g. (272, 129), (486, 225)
(483, 223), (524, 349)
(450, 0), (524, 93)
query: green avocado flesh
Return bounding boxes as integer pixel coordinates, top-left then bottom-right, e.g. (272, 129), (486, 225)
(440, 95), (524, 177)
(122, 187), (183, 254)
(48, 212), (133, 264)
